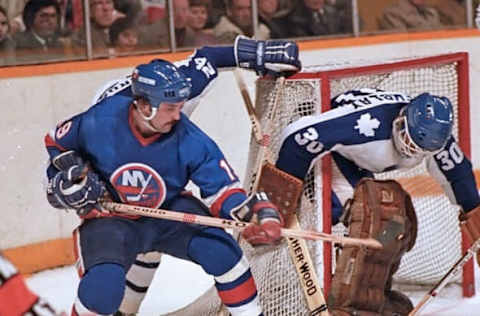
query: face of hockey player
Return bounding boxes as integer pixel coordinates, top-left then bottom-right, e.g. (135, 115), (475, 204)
(392, 115), (428, 159)
(135, 98), (185, 135)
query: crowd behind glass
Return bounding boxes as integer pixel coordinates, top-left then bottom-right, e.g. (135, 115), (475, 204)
(0, 0), (479, 67)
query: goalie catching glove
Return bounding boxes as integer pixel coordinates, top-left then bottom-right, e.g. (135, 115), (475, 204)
(241, 192), (285, 246)
(47, 152), (106, 217)
(234, 35), (301, 77)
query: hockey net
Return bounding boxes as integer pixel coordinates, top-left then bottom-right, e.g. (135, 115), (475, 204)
(167, 52), (472, 315)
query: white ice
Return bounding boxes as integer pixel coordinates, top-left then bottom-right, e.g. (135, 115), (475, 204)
(26, 254), (480, 316)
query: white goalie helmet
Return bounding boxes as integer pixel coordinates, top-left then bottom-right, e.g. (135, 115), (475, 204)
(392, 93), (453, 158)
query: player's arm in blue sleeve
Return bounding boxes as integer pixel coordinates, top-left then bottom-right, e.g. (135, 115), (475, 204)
(44, 114), (85, 179)
(427, 136), (480, 212)
(176, 36), (301, 97)
(185, 135), (247, 220)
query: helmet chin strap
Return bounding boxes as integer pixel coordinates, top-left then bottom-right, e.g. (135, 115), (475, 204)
(134, 101), (162, 133)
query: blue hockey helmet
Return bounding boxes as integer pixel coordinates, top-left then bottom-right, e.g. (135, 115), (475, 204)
(131, 59), (192, 108)
(393, 93), (453, 158)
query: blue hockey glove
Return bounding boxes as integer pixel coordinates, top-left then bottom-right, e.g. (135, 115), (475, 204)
(47, 167), (106, 216)
(241, 192), (285, 246)
(234, 35), (301, 77)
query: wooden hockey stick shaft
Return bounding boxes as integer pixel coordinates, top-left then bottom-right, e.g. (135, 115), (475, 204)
(101, 201), (381, 248)
(233, 70), (332, 316)
(233, 69), (266, 145)
(408, 238), (480, 316)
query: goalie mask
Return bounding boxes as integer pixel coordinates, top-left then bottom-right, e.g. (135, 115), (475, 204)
(131, 59), (192, 120)
(393, 93), (453, 158)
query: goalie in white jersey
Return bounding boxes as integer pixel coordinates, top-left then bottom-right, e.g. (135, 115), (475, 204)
(275, 88), (480, 315)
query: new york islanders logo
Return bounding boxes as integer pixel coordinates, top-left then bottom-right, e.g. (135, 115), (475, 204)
(110, 163), (166, 208)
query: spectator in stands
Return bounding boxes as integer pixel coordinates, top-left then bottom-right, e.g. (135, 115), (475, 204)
(432, 0), (467, 27)
(258, 0), (291, 39)
(213, 0), (269, 44)
(187, 0), (218, 45)
(378, 0), (443, 31)
(139, 0), (195, 49)
(476, 2), (480, 29)
(0, 0), (29, 34)
(277, 0), (349, 38)
(205, 0), (226, 28)
(173, 0), (196, 46)
(13, 0), (71, 63)
(72, 0), (119, 56)
(0, 5), (15, 65)
(327, 0), (356, 32)
(109, 16), (138, 55)
(8, 0), (83, 37)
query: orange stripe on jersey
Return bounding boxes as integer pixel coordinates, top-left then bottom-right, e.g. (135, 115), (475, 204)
(0, 274), (38, 316)
(217, 276), (257, 305)
(210, 188), (246, 217)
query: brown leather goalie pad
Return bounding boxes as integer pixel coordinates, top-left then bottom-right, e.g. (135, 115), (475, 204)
(328, 178), (418, 316)
(256, 162), (304, 226)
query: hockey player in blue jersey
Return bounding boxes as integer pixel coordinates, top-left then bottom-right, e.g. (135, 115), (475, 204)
(44, 37), (301, 316)
(87, 35), (300, 316)
(274, 88), (480, 315)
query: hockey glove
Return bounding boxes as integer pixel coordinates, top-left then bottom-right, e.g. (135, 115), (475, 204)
(459, 205), (480, 244)
(47, 166), (106, 217)
(241, 192), (285, 246)
(234, 35), (301, 77)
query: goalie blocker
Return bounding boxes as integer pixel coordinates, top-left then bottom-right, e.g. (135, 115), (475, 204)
(328, 178), (418, 316)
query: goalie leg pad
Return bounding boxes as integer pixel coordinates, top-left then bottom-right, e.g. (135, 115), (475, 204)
(328, 178), (417, 315)
(256, 162), (304, 226)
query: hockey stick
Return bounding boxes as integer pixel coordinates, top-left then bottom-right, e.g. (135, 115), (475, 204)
(408, 238), (480, 316)
(101, 201), (381, 248)
(233, 70), (331, 316)
(233, 69), (284, 191)
(233, 69), (266, 146)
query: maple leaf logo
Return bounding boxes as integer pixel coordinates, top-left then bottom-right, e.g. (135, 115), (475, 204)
(354, 113), (380, 137)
